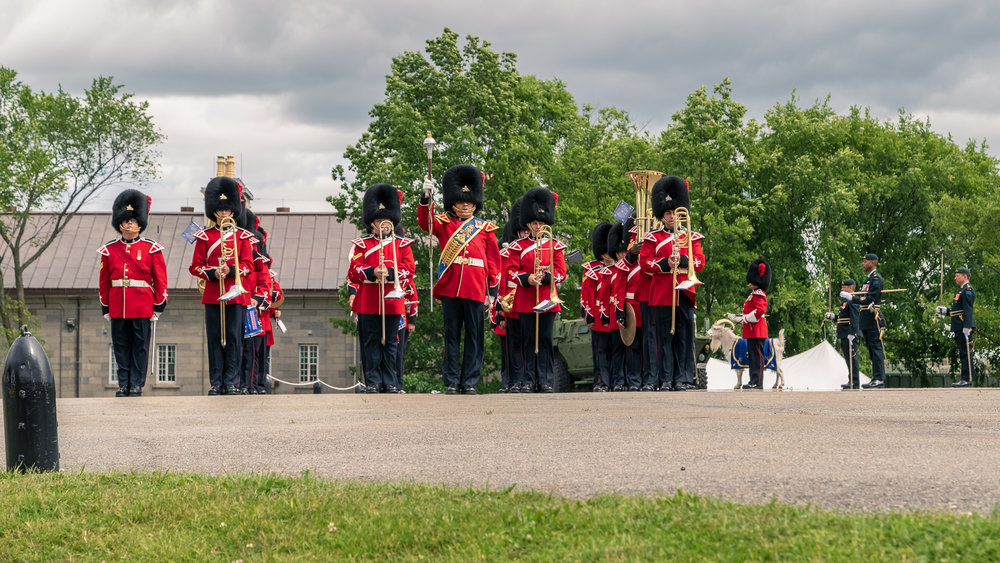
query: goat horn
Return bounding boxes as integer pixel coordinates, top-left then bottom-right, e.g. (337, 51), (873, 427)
(714, 318), (735, 330)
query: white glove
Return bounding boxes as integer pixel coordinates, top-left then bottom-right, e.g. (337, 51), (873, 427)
(422, 177), (435, 198)
(847, 334), (855, 344)
(963, 327), (971, 338)
(824, 312), (836, 320)
(726, 313), (745, 323)
(485, 295), (495, 310)
(839, 291), (853, 301)
(935, 306), (948, 315)
(104, 313), (110, 321)
(150, 312), (160, 321)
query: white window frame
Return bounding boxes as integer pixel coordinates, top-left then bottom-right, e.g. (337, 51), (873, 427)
(109, 343), (118, 384)
(299, 344), (319, 382)
(156, 344), (177, 383)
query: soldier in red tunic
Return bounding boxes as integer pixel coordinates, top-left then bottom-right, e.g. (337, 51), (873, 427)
(607, 221), (631, 390)
(507, 187), (567, 393)
(418, 165), (501, 394)
(580, 223), (609, 391)
(728, 259), (771, 389)
(639, 176), (705, 391)
(98, 189), (168, 397)
(237, 208), (272, 394)
(190, 176), (254, 396)
(500, 197), (530, 392)
(348, 184), (416, 393)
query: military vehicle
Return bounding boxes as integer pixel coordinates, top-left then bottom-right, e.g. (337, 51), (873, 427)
(551, 317), (711, 392)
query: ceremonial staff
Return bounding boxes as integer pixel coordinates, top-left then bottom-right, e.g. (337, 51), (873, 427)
(424, 131), (437, 312)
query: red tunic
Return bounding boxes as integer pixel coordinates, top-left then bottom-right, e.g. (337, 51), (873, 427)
(741, 289), (769, 339)
(98, 237), (168, 318)
(498, 243), (519, 322)
(617, 258), (644, 327)
(346, 235), (416, 316)
(593, 265), (613, 332)
(580, 259), (602, 324)
(418, 203), (501, 301)
(189, 226), (255, 306)
(266, 275), (284, 347)
(506, 237), (567, 315)
(638, 229), (705, 307)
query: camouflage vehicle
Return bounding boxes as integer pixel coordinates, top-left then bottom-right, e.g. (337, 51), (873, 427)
(551, 317), (712, 392)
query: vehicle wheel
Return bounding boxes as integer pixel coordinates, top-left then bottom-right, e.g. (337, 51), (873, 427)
(553, 355), (574, 393)
(695, 366), (708, 389)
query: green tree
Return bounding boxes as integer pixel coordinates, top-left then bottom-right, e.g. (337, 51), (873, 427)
(0, 68), (164, 344)
(327, 29), (581, 379)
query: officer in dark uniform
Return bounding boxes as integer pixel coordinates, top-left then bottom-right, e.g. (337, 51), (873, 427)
(99, 189), (168, 397)
(842, 253), (886, 389)
(828, 279), (860, 389)
(937, 267), (976, 387)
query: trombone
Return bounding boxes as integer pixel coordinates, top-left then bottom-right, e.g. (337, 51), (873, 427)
(670, 207), (702, 334)
(375, 220), (405, 344)
(531, 224), (564, 352)
(216, 215), (248, 346)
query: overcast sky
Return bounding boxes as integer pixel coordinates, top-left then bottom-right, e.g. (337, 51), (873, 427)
(3, 0), (998, 215)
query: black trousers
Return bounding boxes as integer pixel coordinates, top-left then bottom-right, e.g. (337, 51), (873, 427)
(257, 338), (271, 392)
(111, 317), (150, 389)
(394, 323), (409, 390)
(955, 331), (974, 383)
(591, 329), (611, 388)
(651, 298), (695, 387)
(507, 317), (525, 388)
(624, 325), (644, 388)
(641, 301), (656, 387)
(521, 312), (556, 389)
(746, 337), (765, 386)
(840, 337), (860, 387)
(861, 327), (885, 381)
(205, 303), (244, 388)
(440, 296), (484, 388)
(498, 333), (509, 388)
(240, 334), (263, 390)
(357, 313), (401, 390)
(609, 329), (625, 387)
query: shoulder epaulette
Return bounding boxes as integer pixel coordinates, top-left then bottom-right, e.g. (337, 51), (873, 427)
(552, 240), (567, 251)
(507, 239), (524, 252)
(752, 289), (766, 296)
(96, 241), (115, 256)
(351, 237), (366, 248)
(239, 228), (255, 240)
(483, 222), (499, 233)
(193, 229), (209, 241)
(434, 213), (449, 225)
(399, 237), (414, 248)
(643, 232), (658, 242)
(584, 269), (599, 281)
(691, 232), (705, 241)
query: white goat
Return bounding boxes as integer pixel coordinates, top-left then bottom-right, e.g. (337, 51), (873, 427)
(705, 319), (786, 390)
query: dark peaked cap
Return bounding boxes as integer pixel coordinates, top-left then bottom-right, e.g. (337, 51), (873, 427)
(442, 164), (484, 213)
(651, 175), (690, 220)
(362, 183), (402, 227)
(112, 189), (150, 234)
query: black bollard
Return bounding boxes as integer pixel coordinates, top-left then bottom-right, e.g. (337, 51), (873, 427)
(2, 326), (60, 472)
(312, 381), (322, 394)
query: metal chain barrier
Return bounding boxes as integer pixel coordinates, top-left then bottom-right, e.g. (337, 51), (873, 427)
(266, 375), (364, 392)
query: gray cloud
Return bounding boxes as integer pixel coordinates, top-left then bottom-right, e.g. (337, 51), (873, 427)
(2, 0), (997, 214)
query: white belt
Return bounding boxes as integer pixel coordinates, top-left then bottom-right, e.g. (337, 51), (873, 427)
(111, 278), (150, 288)
(455, 256), (484, 267)
(626, 292), (635, 299)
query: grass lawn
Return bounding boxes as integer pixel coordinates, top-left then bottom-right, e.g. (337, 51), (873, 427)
(1, 471), (998, 561)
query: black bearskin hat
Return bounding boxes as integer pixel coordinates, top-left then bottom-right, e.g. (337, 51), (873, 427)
(521, 186), (556, 227)
(362, 183), (402, 228)
(204, 176), (243, 220)
(607, 222), (628, 257)
(650, 175), (690, 220)
(442, 164), (484, 214)
(503, 197), (525, 244)
(746, 258), (772, 292)
(238, 207), (260, 234)
(591, 222), (612, 260)
(112, 189), (150, 234)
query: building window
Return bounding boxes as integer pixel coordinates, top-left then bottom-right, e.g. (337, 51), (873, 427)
(109, 343), (118, 384)
(299, 344), (318, 382)
(157, 344), (176, 383)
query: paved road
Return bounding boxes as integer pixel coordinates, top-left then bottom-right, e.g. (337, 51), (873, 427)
(9, 389), (1000, 513)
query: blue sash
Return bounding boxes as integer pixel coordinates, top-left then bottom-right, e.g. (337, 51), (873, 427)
(438, 217), (485, 278)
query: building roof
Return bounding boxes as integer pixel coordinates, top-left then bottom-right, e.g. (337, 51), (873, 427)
(2, 212), (360, 291)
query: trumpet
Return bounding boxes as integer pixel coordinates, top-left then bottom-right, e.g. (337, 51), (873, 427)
(670, 207), (702, 334)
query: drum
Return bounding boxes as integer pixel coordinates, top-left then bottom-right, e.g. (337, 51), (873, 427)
(244, 305), (264, 338)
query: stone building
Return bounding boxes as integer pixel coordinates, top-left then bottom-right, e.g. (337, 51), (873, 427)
(4, 210), (361, 397)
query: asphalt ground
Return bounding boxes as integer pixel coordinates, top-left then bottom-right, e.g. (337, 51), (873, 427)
(8, 388), (1000, 513)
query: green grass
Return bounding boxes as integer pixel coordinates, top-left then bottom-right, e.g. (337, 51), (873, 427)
(1, 471), (998, 561)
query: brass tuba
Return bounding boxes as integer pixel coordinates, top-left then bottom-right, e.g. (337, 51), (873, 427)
(625, 170), (665, 244)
